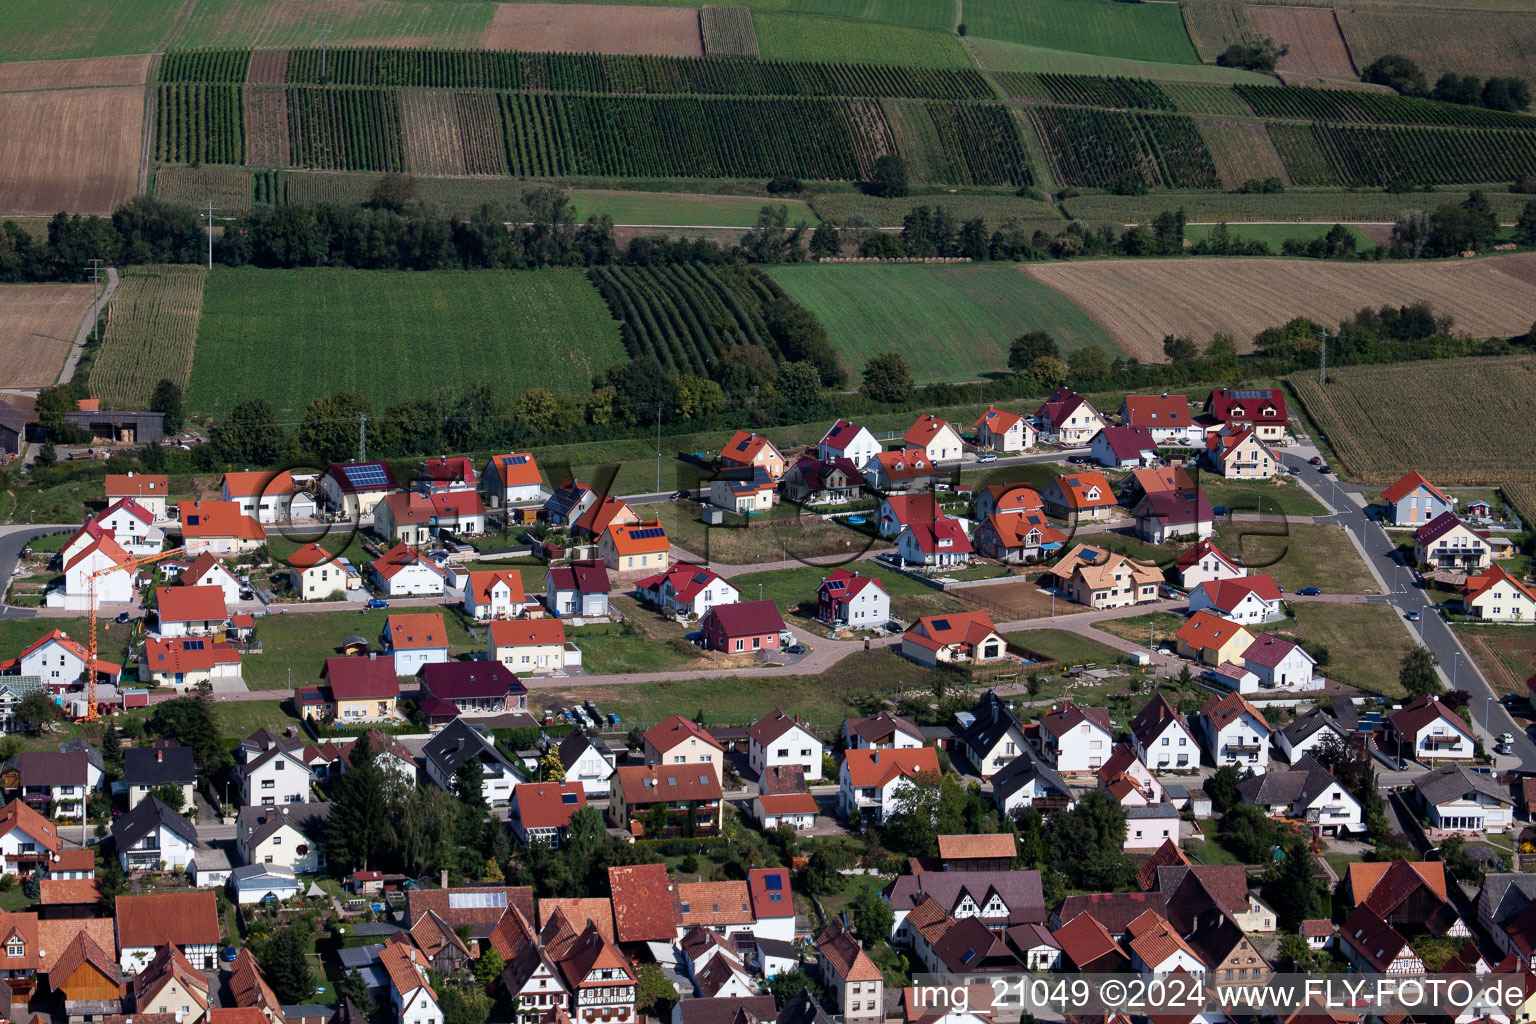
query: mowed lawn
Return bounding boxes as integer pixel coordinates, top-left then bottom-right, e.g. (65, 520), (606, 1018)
(963, 0), (1199, 64)
(569, 190), (819, 227)
(753, 12), (971, 66)
(766, 264), (1117, 383)
(246, 606), (479, 689)
(729, 562), (967, 625)
(188, 268), (624, 418)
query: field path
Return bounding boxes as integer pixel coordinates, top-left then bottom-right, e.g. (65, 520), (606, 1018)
(59, 267), (119, 386)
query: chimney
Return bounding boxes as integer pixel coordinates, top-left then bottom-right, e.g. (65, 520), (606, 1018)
(441, 868), (449, 891)
(872, 751), (879, 765)
(157, 750), (163, 763)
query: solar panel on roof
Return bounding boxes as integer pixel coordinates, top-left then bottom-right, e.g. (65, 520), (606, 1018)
(343, 464), (388, 487)
(764, 875), (782, 890)
(448, 892), (506, 908)
(508, 455), (528, 465)
(1228, 389), (1271, 399)
(183, 639), (205, 650)
(1081, 548), (1100, 559)
(824, 580), (845, 591)
(931, 618), (950, 631)
(1065, 477), (1079, 487)
(561, 793), (578, 804)
(628, 527), (665, 540)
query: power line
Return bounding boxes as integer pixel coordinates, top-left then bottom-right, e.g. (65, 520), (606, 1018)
(83, 259), (105, 343)
(202, 200), (222, 269)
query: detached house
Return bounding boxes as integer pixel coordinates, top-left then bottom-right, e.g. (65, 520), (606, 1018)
(896, 517), (973, 569)
(511, 782), (586, 848)
(1089, 426), (1157, 470)
(97, 498), (165, 555)
(781, 457), (863, 505)
(131, 946), (211, 1024)
(237, 742), (311, 807)
(720, 431), (787, 480)
(1045, 543), (1162, 608)
(50, 531), (134, 611)
(878, 493), (941, 539)
(1037, 702), (1113, 774)
(1241, 633), (1319, 691)
(901, 611), (1006, 670)
(1035, 388), (1107, 446)
(464, 569), (528, 621)
(866, 449), (936, 493)
(710, 466), (777, 514)
(221, 470), (302, 524)
(818, 420), (881, 470)
(700, 600), (786, 655)
(374, 491), (487, 544)
(1174, 539), (1246, 590)
(0, 630), (121, 691)
(976, 484), (1043, 520)
(1383, 471), (1453, 526)
(599, 521), (670, 574)
(556, 731), (616, 796)
(1463, 565), (1536, 621)
(421, 661), (529, 714)
(488, 618), (569, 675)
(816, 569), (890, 629)
(1195, 692), (1272, 768)
(1414, 513), (1491, 571)
(815, 924), (883, 1024)
(105, 472), (170, 520)
(610, 765), (723, 837)
(545, 561), (610, 617)
(635, 564), (738, 620)
(973, 509), (1065, 564)
(992, 752), (1074, 816)
(1133, 489), (1214, 545)
(1203, 388), (1288, 444)
(643, 715), (724, 783)
(370, 543), (447, 597)
(1238, 756), (1362, 835)
(748, 710), (823, 781)
(2, 750), (98, 819)
(379, 941), (442, 1024)
(973, 406), (1035, 453)
(1414, 765), (1515, 834)
(954, 689), (1026, 779)
(1130, 694), (1198, 771)
(843, 712), (923, 750)
(542, 479), (599, 527)
(179, 501), (265, 556)
(110, 797), (197, 873)
(383, 613), (450, 675)
(0, 799), (61, 871)
(288, 543), (347, 601)
(1275, 708), (1348, 763)
(1205, 428), (1278, 479)
(423, 719), (523, 806)
(1174, 611), (1255, 667)
(321, 656), (400, 722)
(904, 414), (965, 463)
(237, 802), (331, 872)
(153, 585), (228, 638)
(1388, 696), (1475, 761)
(124, 745), (195, 810)
(320, 462), (398, 518)
(181, 552), (242, 605)
(754, 765), (818, 832)
(1121, 394), (1201, 446)
(1041, 472), (1117, 520)
(838, 747), (939, 824)
(114, 890), (220, 972)
(417, 456), (477, 494)
(482, 452), (545, 508)
(1189, 575), (1285, 624)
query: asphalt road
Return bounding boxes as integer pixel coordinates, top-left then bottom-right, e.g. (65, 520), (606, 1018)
(1276, 448), (1536, 771)
(0, 524), (77, 620)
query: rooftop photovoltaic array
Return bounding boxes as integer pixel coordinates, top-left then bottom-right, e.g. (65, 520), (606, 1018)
(448, 891), (507, 909)
(343, 464), (389, 487)
(628, 527), (665, 540)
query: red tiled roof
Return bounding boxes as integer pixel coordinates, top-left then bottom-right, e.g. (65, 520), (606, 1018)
(1130, 694), (1189, 748)
(882, 492), (941, 527)
(155, 584), (227, 623)
(385, 613), (449, 651)
(63, 533), (132, 573)
(1122, 394), (1191, 428)
(1035, 388), (1098, 429)
(605, 520), (670, 555)
(1242, 633), (1303, 669)
(419, 456), (476, 485)
(903, 610), (999, 653)
(489, 617), (566, 648)
(608, 863), (679, 942)
(287, 543), (336, 570)
(1464, 565), (1536, 604)
(973, 406), (1024, 433)
(1175, 611), (1251, 653)
(1382, 471), (1448, 506)
(102, 496), (154, 524)
(142, 637), (242, 673)
(1039, 701), (1112, 739)
(1196, 574), (1282, 609)
(816, 923), (881, 982)
(819, 419), (866, 453)
(872, 448), (932, 482)
(105, 474), (168, 498)
(323, 656), (399, 700)
(488, 452), (542, 488)
(937, 834), (1016, 860)
(615, 765), (721, 805)
(115, 890), (219, 948)
(1050, 471), (1116, 509)
(1052, 912), (1125, 968)
(515, 783), (586, 830)
(842, 747), (938, 788)
(180, 500), (264, 540)
(904, 414), (955, 448)
(702, 599), (785, 639)
(0, 800), (61, 854)
(1207, 388), (1286, 425)
(1095, 425), (1157, 462)
(903, 517), (974, 555)
(1174, 538), (1240, 571)
(643, 715), (723, 756)
(1199, 691), (1270, 734)
(1388, 696), (1471, 741)
(222, 470), (294, 498)
(720, 430), (781, 466)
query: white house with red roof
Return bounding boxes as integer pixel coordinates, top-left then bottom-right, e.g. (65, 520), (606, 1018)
(139, 637), (243, 688)
(1241, 633), (1319, 691)
(375, 491), (486, 545)
(1041, 472), (1117, 519)
(1388, 696), (1474, 761)
(817, 568), (890, 628)
(1035, 388), (1107, 445)
(1205, 427), (1278, 479)
(1089, 426), (1157, 470)
(0, 630), (121, 688)
(463, 570), (527, 621)
(97, 498), (164, 555)
(1195, 693), (1272, 768)
(1189, 575), (1285, 624)
(288, 543), (348, 601)
(973, 406), (1035, 453)
(153, 585), (228, 638)
(748, 710), (823, 781)
(49, 531), (134, 610)
(1120, 394), (1201, 446)
(900, 611), (1006, 668)
(634, 564), (737, 620)
(1463, 565), (1536, 621)
(877, 493), (940, 538)
(903, 414), (965, 463)
(511, 781), (586, 847)
(1382, 471), (1454, 526)
(105, 472), (171, 519)
(973, 509), (1066, 564)
(818, 420), (881, 470)
(754, 765), (818, 834)
(720, 430), (787, 480)
(838, 747), (939, 823)
(1037, 702), (1113, 773)
(379, 941), (441, 1024)
(482, 452), (545, 507)
(384, 613), (451, 675)
(1174, 539), (1246, 590)
(642, 714), (724, 784)
(182, 552), (242, 605)
(221, 471), (302, 524)
(1414, 514), (1492, 571)
(417, 456), (477, 493)
(371, 543), (447, 597)
(748, 866), (797, 942)
(896, 517), (973, 568)
(976, 484), (1043, 520)
(1202, 388), (1288, 444)
(708, 466), (777, 514)
(1129, 694), (1197, 771)
(180, 500), (266, 556)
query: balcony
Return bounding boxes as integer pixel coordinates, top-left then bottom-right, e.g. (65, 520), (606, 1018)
(1225, 743), (1261, 755)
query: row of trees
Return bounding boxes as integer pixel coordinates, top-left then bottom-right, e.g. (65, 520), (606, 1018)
(1362, 55), (1531, 112)
(1393, 192), (1536, 257)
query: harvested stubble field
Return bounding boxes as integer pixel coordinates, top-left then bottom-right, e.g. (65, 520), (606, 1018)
(88, 265), (208, 410)
(1334, 8), (1536, 81)
(172, 0), (494, 51)
(0, 54), (149, 91)
(1247, 6), (1356, 79)
(1024, 255), (1536, 361)
(481, 3), (702, 56)
(0, 285), (93, 389)
(1197, 117), (1290, 189)
(0, 86), (142, 215)
(1179, 2), (1253, 62)
(1287, 353), (1536, 486)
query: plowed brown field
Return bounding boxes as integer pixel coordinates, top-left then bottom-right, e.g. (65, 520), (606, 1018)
(0, 284), (94, 389)
(481, 3), (703, 56)
(1023, 253), (1536, 361)
(1248, 6), (1356, 78)
(0, 86), (142, 215)
(0, 54), (150, 91)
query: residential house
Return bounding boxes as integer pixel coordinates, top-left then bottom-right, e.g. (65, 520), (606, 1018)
(0, 401), (21, 458)
(815, 923), (883, 1024)
(320, 462), (398, 518)
(1463, 566), (1536, 621)
(1388, 696), (1475, 762)
(1, 750), (97, 819)
(1189, 575), (1285, 625)
(462, 570), (528, 622)
(700, 600), (786, 655)
(720, 431), (787, 480)
(1382, 471), (1454, 526)
(221, 471), (301, 524)
(818, 420), (882, 470)
(421, 660), (530, 711)
(1205, 428), (1278, 479)
(111, 797), (197, 873)
(423, 719), (523, 807)
(237, 742), (311, 807)
(97, 498), (165, 555)
(877, 493), (941, 539)
(1045, 543), (1163, 608)
(885, 867), (1047, 941)
(571, 495), (638, 542)
(780, 457), (863, 505)
(1121, 395), (1201, 446)
(321, 656), (399, 722)
(374, 491), (487, 545)
(839, 717), (921, 758)
(991, 750), (1074, 817)
(1414, 766), (1515, 834)
(1174, 539), (1247, 590)
(1098, 744), (1165, 807)
(229, 864), (301, 905)
(0, 800), (61, 874)
(817, 569), (891, 629)
(1275, 708), (1349, 763)
(1126, 913), (1205, 979)
(903, 415), (965, 463)
(114, 890), (220, 972)
(838, 748), (939, 824)
(1237, 756), (1362, 835)
(379, 941), (441, 1024)
(124, 745), (194, 810)
(546, 920), (637, 1024)
(105, 473), (170, 519)
(1202, 388), (1288, 444)
(975, 484), (1044, 521)
(747, 710), (822, 781)
(179, 501), (265, 556)
(542, 479), (599, 527)
(952, 689), (1026, 778)
(753, 765), (817, 832)
(1242, 633), (1319, 691)
(288, 543), (347, 600)
(383, 613), (450, 675)
(236, 803), (330, 873)
(1117, 466), (1195, 506)
(1037, 702), (1113, 774)
(635, 564), (738, 620)
(1041, 472), (1117, 519)
(901, 611), (1007, 670)
(896, 517), (973, 569)
(1194, 692), (1272, 769)
(1414, 514), (1492, 571)
(49, 531), (134, 611)
(865, 449), (936, 494)
(973, 406), (1035, 453)
(1089, 426), (1158, 470)
(545, 562), (610, 617)
(972, 509), (1065, 564)
(1133, 489), (1214, 545)
(153, 584), (228, 638)
(599, 521), (670, 574)
(1346, 860), (1466, 940)
(1175, 612), (1255, 667)
(482, 452), (545, 508)
(417, 456), (477, 494)
(1130, 694), (1198, 771)
(47, 929), (122, 1018)
(1052, 913), (1129, 973)
(0, 629), (120, 691)
(131, 946), (211, 1023)
(370, 543), (447, 597)
(1125, 805), (1183, 851)
(610, 765), (723, 837)
(1009, 925), (1062, 972)
(710, 466), (777, 514)
(511, 783), (586, 847)
(1340, 906), (1423, 976)
(1035, 388), (1107, 445)
(556, 732), (615, 796)
(643, 715), (724, 784)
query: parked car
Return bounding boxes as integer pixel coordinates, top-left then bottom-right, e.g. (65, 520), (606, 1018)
(1211, 505), (1229, 517)
(1287, 466), (1301, 475)
(1318, 464), (1333, 474)
(366, 598), (389, 609)
(1405, 609), (1420, 621)
(976, 452), (998, 463)
(1298, 586), (1322, 596)
(1498, 732), (1514, 754)
(115, 612), (132, 623)
(786, 644), (807, 655)
(221, 947), (239, 963)
(1309, 456), (1323, 465)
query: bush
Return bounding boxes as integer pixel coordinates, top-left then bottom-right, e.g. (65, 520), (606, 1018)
(766, 175), (804, 195)
(1361, 55), (1428, 96)
(1218, 37), (1287, 72)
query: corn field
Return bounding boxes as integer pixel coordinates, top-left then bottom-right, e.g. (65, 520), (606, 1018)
(88, 265), (209, 410)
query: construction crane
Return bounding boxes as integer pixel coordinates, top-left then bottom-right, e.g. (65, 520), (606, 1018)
(84, 545), (185, 722)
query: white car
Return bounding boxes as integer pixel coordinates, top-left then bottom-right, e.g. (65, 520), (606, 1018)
(976, 452), (998, 463)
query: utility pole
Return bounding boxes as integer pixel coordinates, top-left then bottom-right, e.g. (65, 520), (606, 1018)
(357, 412), (368, 462)
(1317, 328), (1328, 383)
(318, 23), (332, 79)
(655, 402), (662, 494)
(84, 259), (104, 342)
(202, 200), (221, 269)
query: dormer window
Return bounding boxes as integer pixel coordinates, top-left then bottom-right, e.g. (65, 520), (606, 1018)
(7, 941), (23, 957)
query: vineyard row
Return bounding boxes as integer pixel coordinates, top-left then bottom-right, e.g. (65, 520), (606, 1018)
(1028, 107), (1218, 190)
